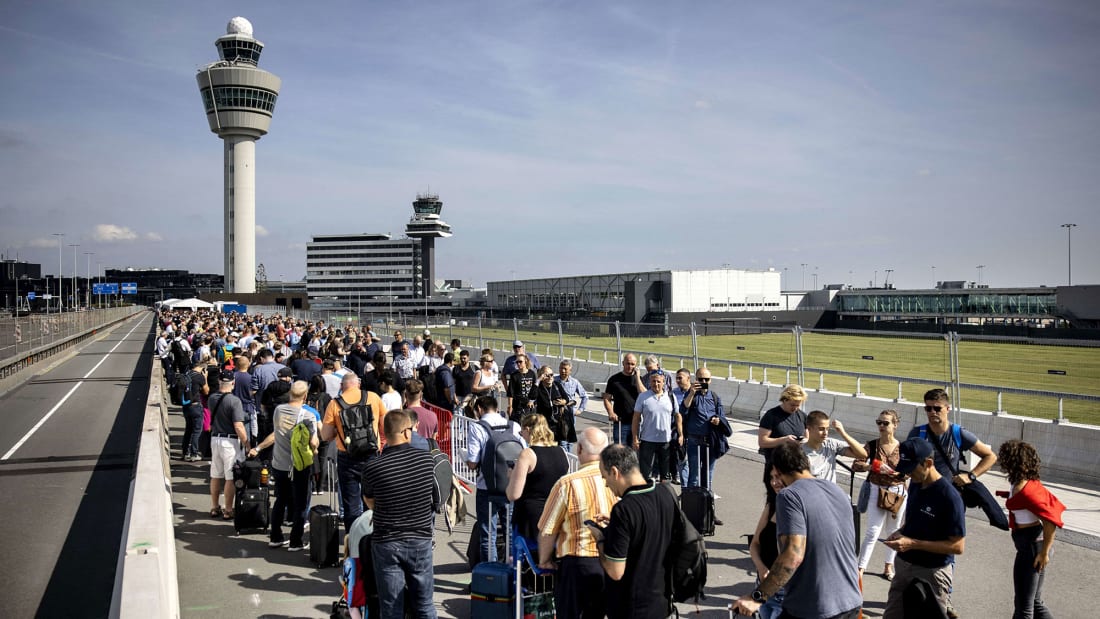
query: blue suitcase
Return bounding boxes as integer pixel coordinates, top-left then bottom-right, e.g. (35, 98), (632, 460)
(471, 561), (515, 618)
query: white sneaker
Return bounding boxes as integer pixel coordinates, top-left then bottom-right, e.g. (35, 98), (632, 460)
(289, 542), (310, 552)
(268, 540), (289, 548)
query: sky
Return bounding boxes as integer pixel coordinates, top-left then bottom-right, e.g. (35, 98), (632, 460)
(1, 0), (1098, 291)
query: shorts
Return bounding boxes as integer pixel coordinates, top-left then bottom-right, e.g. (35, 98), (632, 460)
(210, 436), (241, 479)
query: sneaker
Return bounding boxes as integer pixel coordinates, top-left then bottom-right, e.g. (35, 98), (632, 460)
(289, 542), (310, 552)
(714, 517), (724, 526)
(713, 493), (723, 500)
(269, 540), (289, 548)
(946, 606), (959, 619)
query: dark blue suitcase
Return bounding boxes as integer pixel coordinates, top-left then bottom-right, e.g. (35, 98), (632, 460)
(471, 561), (515, 618)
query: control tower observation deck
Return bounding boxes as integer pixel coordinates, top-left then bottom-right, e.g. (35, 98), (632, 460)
(195, 17), (281, 294)
(404, 193), (452, 299)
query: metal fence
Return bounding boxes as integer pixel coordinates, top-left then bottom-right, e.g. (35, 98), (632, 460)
(241, 307), (1100, 425)
(0, 306), (144, 373)
(449, 413), (579, 487)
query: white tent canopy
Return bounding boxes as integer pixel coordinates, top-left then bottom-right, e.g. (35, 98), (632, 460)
(162, 298), (215, 310)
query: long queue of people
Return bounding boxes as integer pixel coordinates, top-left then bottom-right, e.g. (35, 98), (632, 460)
(157, 309), (1066, 619)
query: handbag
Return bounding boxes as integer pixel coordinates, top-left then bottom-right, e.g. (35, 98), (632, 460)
(857, 478), (872, 514)
(877, 486), (905, 516)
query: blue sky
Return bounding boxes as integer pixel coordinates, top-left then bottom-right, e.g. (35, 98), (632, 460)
(1, 1), (1098, 290)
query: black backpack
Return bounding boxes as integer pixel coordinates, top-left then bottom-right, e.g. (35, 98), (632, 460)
(336, 392), (378, 459)
(170, 338), (189, 370)
(175, 372), (193, 406)
(418, 364), (438, 406)
(665, 485), (708, 604)
(477, 420), (523, 498)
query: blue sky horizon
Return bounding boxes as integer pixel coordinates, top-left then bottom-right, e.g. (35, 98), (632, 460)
(1, 1), (1098, 290)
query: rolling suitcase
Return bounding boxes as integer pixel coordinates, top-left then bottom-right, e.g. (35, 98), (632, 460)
(471, 501), (516, 618)
(310, 459), (341, 568)
(235, 458), (264, 489)
(234, 487), (270, 534)
(681, 443), (716, 536)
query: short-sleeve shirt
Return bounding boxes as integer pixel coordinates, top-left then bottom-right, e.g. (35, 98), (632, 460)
(362, 443), (435, 542)
(453, 365), (477, 397)
(465, 412), (525, 490)
(322, 388), (386, 454)
(603, 482), (677, 619)
(906, 424), (978, 479)
(605, 372), (642, 421)
(435, 364), (456, 402)
(634, 390), (675, 443)
(270, 403), (317, 472)
(759, 405), (807, 464)
(409, 405), (438, 440)
(208, 392), (246, 435)
(899, 476), (966, 568)
(775, 478), (863, 618)
(803, 438), (847, 484)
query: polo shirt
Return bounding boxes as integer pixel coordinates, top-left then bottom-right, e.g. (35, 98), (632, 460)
(603, 481), (677, 619)
(537, 461), (618, 558)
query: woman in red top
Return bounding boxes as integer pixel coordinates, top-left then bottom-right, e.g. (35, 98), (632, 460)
(998, 439), (1065, 619)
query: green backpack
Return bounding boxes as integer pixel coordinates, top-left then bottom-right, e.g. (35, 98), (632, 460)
(291, 421), (314, 471)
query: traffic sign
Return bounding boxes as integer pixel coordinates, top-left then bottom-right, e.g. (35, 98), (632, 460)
(42, 294), (53, 299)
(121, 282), (138, 295)
(27, 292), (35, 300)
(93, 283), (119, 295)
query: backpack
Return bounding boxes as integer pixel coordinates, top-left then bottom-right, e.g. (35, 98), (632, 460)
(417, 364), (438, 407)
(291, 419), (314, 471)
(429, 442), (453, 522)
(176, 372), (193, 406)
(477, 419), (524, 498)
(916, 424), (963, 470)
(170, 338), (189, 369)
(665, 485), (708, 604)
(336, 392), (379, 459)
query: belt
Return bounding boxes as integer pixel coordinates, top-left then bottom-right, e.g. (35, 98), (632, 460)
(211, 433), (238, 439)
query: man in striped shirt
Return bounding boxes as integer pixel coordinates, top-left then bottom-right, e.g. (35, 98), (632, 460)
(362, 409), (437, 619)
(536, 427), (618, 619)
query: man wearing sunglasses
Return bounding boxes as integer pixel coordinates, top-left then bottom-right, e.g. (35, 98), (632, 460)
(680, 367), (725, 493)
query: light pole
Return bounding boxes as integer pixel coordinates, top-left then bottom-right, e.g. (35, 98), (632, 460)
(812, 267), (819, 290)
(69, 244), (79, 309)
(52, 233), (64, 313)
(1061, 223), (1077, 285)
(884, 268), (894, 288)
(800, 263), (807, 289)
(84, 252), (94, 308)
(931, 265), (936, 288)
(783, 267), (789, 290)
(976, 265), (985, 286)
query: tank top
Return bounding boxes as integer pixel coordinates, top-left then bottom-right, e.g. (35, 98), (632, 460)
(514, 446), (570, 540)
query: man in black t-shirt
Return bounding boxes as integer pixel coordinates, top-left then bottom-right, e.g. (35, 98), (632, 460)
(181, 361), (210, 462)
(602, 354), (645, 446)
(757, 384), (808, 501)
(590, 444), (677, 619)
(452, 350), (477, 409)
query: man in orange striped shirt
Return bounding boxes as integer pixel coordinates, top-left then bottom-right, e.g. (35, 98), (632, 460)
(536, 427), (618, 619)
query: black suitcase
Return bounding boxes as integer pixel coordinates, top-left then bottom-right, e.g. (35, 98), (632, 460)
(235, 458), (264, 489)
(235, 487), (270, 534)
(310, 460), (341, 568)
(681, 443), (716, 536)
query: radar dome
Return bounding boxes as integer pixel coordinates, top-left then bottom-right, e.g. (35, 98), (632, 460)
(226, 16), (254, 37)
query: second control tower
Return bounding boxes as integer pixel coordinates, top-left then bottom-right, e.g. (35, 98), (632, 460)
(196, 17), (281, 293)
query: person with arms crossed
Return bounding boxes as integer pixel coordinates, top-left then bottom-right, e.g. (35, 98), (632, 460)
(602, 354), (645, 446)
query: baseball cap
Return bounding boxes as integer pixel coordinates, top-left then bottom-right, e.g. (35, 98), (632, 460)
(219, 369), (236, 383)
(277, 367), (294, 378)
(513, 340), (524, 348)
(894, 438), (934, 475)
(423, 329), (431, 336)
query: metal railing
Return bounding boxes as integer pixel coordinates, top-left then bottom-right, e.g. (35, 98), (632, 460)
(449, 413), (579, 487)
(1, 306), (144, 379)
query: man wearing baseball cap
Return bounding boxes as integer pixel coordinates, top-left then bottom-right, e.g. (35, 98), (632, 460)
(882, 438), (966, 619)
(502, 339), (540, 391)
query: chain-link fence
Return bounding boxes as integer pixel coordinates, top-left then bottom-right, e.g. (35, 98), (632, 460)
(0, 306), (144, 371)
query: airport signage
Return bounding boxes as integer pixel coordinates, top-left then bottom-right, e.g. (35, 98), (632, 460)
(93, 283), (119, 295)
(121, 282), (138, 295)
(27, 292), (35, 300)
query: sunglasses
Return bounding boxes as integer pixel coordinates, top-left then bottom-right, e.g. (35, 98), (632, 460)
(875, 420), (892, 426)
(924, 405), (945, 413)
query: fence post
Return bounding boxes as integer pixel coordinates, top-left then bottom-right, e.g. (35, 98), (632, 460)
(513, 318), (519, 342)
(477, 317), (484, 350)
(855, 376), (863, 396)
(748, 367), (754, 383)
(690, 322), (699, 371)
(785, 369), (791, 386)
(819, 373), (824, 391)
(729, 363), (734, 380)
(614, 321), (622, 363)
(996, 392), (1003, 415)
(763, 367), (768, 384)
(557, 319), (564, 360)
(897, 381), (904, 402)
(794, 325), (805, 386)
(948, 332), (962, 411)
(1057, 398), (1064, 423)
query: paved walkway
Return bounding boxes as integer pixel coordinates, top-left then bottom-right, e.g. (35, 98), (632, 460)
(169, 397), (1100, 618)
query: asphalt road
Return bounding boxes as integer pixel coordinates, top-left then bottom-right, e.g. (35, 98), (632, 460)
(0, 312), (152, 618)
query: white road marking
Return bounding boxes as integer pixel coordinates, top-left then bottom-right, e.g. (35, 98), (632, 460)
(1, 313), (149, 461)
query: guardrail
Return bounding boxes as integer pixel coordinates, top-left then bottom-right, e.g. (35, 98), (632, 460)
(109, 329), (179, 619)
(449, 412), (579, 487)
(0, 307), (143, 380)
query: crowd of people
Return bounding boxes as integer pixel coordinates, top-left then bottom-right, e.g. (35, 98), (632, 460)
(157, 309), (1067, 619)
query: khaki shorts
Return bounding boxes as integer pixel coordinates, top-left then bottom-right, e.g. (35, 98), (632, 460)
(209, 436), (241, 479)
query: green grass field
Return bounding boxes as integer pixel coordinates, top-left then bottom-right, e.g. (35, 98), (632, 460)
(429, 324), (1100, 425)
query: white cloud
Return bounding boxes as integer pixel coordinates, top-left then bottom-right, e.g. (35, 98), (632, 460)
(93, 224), (138, 242)
(144, 232), (163, 241)
(256, 225), (269, 237)
(27, 237), (59, 248)
(694, 100), (711, 110)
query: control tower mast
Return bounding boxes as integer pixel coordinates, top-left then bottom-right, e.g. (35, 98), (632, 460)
(196, 17), (281, 293)
(404, 193), (453, 299)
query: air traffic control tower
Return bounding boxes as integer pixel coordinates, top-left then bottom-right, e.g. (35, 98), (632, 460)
(404, 193), (453, 298)
(196, 17), (281, 293)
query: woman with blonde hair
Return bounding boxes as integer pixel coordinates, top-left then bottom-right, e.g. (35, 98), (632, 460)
(506, 413), (569, 543)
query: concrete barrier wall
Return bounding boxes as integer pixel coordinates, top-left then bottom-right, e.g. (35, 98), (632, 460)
(503, 343), (1100, 486)
(110, 332), (179, 619)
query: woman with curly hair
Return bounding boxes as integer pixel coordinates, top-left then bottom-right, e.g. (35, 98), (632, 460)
(998, 439), (1066, 619)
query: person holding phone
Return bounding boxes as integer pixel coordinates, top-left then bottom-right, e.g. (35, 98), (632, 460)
(680, 367), (724, 491)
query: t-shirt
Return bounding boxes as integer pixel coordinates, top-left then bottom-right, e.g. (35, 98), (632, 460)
(184, 370), (206, 406)
(362, 443), (435, 542)
(803, 438), (847, 484)
(322, 388), (386, 454)
(232, 371), (256, 414)
(453, 365), (477, 397)
(270, 403), (317, 472)
(290, 357), (320, 382)
(605, 372), (642, 423)
(603, 482), (677, 619)
(907, 424), (979, 480)
(634, 390), (675, 443)
(899, 476), (966, 568)
(775, 477), (863, 618)
(381, 391), (402, 412)
(409, 405), (438, 440)
(320, 373), (342, 398)
(759, 405), (807, 466)
(465, 412), (525, 490)
(207, 392), (246, 435)
(435, 364), (456, 404)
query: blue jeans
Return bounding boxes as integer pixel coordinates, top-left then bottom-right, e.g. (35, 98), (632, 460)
(271, 468), (312, 547)
(336, 451), (370, 534)
(181, 403), (203, 458)
(686, 435), (716, 488)
(475, 492), (509, 564)
(611, 419), (633, 446)
(372, 537), (436, 618)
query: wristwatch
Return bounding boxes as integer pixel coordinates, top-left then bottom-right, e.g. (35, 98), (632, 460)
(967, 472), (977, 482)
(751, 589), (767, 603)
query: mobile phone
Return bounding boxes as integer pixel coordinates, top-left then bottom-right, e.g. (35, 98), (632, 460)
(583, 519), (603, 529)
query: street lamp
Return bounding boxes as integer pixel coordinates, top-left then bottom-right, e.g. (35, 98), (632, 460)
(800, 263), (807, 289)
(1061, 223), (1077, 285)
(52, 233), (64, 313)
(931, 265), (936, 288)
(976, 265), (985, 286)
(69, 244), (79, 309)
(84, 252), (94, 308)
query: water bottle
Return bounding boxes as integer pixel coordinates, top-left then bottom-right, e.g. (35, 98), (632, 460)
(871, 459), (896, 475)
(260, 466), (269, 486)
